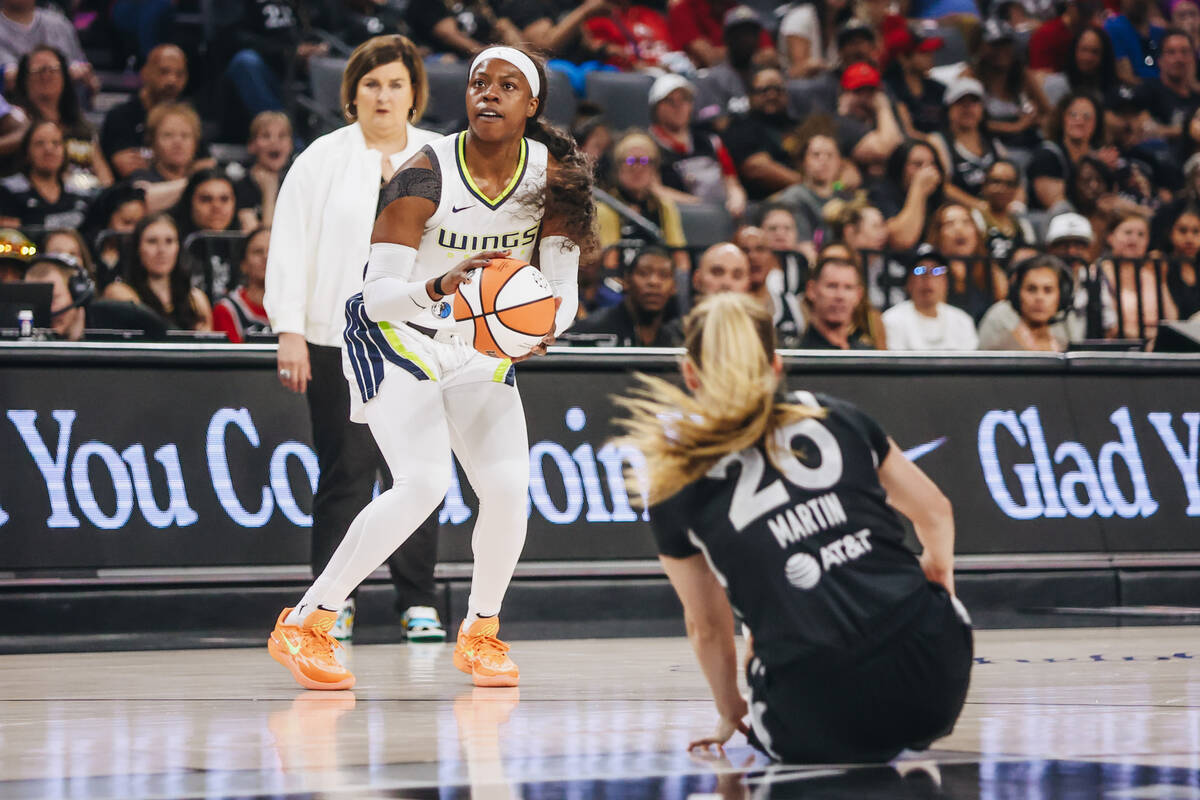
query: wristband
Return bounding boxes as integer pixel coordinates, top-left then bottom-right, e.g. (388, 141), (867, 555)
(433, 274), (446, 297)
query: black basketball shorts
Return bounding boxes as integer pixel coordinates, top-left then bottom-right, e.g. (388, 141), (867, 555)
(745, 583), (974, 764)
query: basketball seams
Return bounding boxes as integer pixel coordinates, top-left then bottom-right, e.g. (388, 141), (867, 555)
(485, 260), (525, 315)
(494, 299), (555, 336)
(454, 257), (555, 357)
(453, 268), (485, 321)
(473, 316), (504, 357)
(454, 294), (553, 322)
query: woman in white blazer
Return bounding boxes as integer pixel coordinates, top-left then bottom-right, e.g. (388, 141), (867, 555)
(264, 36), (444, 642)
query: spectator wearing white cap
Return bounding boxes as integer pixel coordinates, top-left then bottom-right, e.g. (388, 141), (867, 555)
(1046, 210), (1095, 261)
(930, 76), (1009, 213)
(1045, 210), (1118, 339)
(648, 74), (747, 219)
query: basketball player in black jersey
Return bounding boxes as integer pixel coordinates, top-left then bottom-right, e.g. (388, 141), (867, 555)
(616, 292), (973, 763)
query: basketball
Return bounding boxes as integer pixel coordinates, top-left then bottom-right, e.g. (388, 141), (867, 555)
(453, 257), (556, 359)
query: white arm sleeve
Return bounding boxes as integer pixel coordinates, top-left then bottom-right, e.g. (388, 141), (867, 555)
(539, 235), (579, 337)
(361, 242), (435, 323)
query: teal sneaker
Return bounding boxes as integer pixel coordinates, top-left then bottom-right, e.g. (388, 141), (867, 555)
(331, 598), (355, 642)
(401, 605), (446, 642)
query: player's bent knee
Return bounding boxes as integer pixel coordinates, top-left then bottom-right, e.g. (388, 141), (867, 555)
(392, 463), (453, 504)
(477, 458), (529, 494)
(473, 461), (529, 508)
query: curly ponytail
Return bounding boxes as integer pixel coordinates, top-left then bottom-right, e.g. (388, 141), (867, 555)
(513, 50), (598, 260)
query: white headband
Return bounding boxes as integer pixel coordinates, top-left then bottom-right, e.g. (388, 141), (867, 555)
(470, 46), (541, 98)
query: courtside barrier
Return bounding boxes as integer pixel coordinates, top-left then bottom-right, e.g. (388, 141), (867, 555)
(1, 344), (1198, 577)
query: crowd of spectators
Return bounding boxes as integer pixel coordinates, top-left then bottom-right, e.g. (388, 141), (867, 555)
(0, 0), (1197, 351)
(556, 0), (1200, 351)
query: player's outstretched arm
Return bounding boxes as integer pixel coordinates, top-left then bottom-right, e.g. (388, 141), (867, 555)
(877, 438), (957, 595)
(659, 553), (749, 751)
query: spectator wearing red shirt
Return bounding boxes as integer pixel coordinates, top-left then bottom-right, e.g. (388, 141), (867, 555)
(586, 0), (674, 70)
(213, 226), (271, 343)
(1029, 0), (1100, 74)
(668, 0), (774, 68)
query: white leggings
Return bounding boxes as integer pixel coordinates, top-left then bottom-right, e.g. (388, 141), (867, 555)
(297, 369), (530, 620)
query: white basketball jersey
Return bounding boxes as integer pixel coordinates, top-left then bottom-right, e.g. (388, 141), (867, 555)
(412, 132), (547, 329)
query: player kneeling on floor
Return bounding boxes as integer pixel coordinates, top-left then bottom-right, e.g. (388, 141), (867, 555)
(615, 292), (973, 763)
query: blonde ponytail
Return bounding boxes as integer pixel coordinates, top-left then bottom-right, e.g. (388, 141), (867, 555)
(613, 293), (824, 506)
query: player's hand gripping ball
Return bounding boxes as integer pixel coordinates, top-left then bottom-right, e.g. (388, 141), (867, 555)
(453, 257), (556, 359)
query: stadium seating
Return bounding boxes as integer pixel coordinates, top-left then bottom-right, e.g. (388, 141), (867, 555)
(423, 60), (470, 132)
(585, 71), (654, 131)
(543, 67), (577, 128)
(302, 55), (349, 135)
(678, 203), (736, 250)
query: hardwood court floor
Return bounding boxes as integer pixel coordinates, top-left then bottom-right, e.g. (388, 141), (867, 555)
(1, 626), (1199, 799)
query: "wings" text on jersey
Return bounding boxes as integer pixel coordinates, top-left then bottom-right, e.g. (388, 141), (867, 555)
(436, 224), (540, 254)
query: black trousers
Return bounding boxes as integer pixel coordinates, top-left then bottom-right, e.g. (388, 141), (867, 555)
(306, 343), (439, 612)
(746, 584), (974, 764)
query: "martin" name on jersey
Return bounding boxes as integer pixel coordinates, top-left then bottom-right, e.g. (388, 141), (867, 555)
(766, 491), (848, 549)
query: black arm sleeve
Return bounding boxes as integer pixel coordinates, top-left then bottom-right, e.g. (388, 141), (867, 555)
(377, 157), (442, 218)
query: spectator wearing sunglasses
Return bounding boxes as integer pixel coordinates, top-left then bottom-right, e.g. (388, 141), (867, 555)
(720, 65), (803, 202)
(596, 130), (690, 276)
(882, 243), (979, 351)
(971, 159), (1036, 267)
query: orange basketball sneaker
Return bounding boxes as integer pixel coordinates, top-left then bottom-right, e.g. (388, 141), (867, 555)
(268, 607), (356, 691)
(453, 617), (520, 687)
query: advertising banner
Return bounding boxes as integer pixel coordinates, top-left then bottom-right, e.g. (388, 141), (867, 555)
(1, 350), (1197, 571)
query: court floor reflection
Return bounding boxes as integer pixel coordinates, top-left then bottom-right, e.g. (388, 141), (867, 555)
(0, 627), (1198, 798)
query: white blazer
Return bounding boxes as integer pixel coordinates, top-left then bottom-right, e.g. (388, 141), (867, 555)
(264, 121), (441, 348)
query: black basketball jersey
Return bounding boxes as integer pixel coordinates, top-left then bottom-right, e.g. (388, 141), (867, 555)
(650, 391), (928, 669)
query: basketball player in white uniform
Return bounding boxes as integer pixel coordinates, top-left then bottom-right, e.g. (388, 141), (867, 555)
(268, 46), (596, 690)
